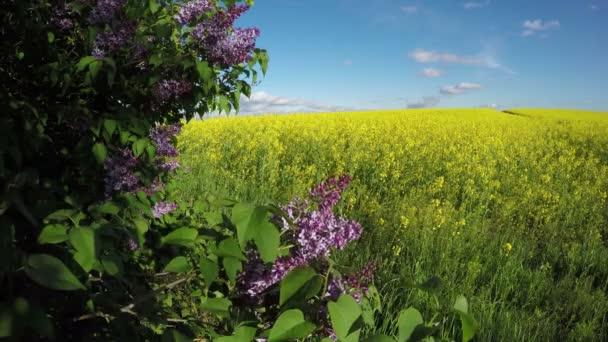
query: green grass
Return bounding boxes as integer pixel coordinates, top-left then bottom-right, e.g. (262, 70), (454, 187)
(175, 108), (608, 341)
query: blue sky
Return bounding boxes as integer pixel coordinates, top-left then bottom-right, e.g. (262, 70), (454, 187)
(234, 0), (608, 113)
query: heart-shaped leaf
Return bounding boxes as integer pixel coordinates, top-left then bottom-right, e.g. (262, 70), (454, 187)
(398, 308), (423, 342)
(38, 224), (68, 244)
(328, 295), (362, 341)
(163, 256), (191, 273)
(161, 228), (198, 247)
(24, 254), (85, 291)
(268, 309), (315, 342)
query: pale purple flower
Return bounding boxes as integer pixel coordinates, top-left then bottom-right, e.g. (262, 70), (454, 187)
(158, 160), (180, 172)
(152, 201), (178, 218)
(191, 5), (260, 65)
(89, 0), (127, 24)
(309, 175), (352, 211)
(139, 178), (165, 196)
(91, 22), (136, 59)
(174, 0), (214, 25)
(127, 238), (138, 251)
(149, 124), (182, 157)
(104, 148), (140, 197)
(51, 4), (74, 30)
(154, 79), (193, 105)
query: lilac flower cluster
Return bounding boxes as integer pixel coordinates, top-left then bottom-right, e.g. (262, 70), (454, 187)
(152, 201), (178, 218)
(51, 4), (74, 30)
(238, 175), (362, 297)
(325, 262), (376, 302)
(92, 22), (136, 59)
(126, 238), (138, 251)
(174, 0), (214, 25)
(153, 79), (193, 106)
(88, 0), (127, 24)
(149, 123), (182, 158)
(158, 160), (181, 172)
(140, 178), (165, 196)
(104, 148), (140, 197)
(191, 5), (260, 65)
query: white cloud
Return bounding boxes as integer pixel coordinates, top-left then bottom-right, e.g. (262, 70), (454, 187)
(479, 103), (498, 109)
(343, 59), (353, 66)
(420, 68), (442, 77)
(407, 96), (441, 108)
(401, 6), (418, 14)
(236, 91), (344, 115)
(440, 82), (482, 95)
(521, 19), (560, 37)
(409, 49), (484, 65)
(590, 4), (599, 10)
(464, 0), (490, 9)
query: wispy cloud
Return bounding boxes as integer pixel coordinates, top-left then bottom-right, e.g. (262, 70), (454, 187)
(343, 59), (353, 66)
(440, 82), (482, 95)
(420, 68), (442, 77)
(590, 4), (599, 10)
(407, 96), (441, 108)
(409, 49), (482, 64)
(236, 91), (344, 115)
(521, 19), (560, 37)
(479, 103), (498, 109)
(410, 47), (516, 75)
(463, 0), (490, 9)
(401, 6), (418, 14)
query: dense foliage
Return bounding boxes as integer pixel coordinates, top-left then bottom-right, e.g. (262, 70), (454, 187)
(177, 109), (608, 340)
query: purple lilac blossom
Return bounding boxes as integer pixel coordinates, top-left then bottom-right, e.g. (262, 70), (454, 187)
(191, 5), (259, 65)
(154, 79), (193, 105)
(91, 21), (136, 59)
(158, 160), (181, 172)
(174, 0), (214, 25)
(51, 4), (74, 30)
(104, 148), (140, 197)
(88, 0), (127, 24)
(149, 123), (182, 157)
(139, 178), (165, 196)
(237, 175), (362, 297)
(152, 201), (178, 218)
(127, 238), (138, 251)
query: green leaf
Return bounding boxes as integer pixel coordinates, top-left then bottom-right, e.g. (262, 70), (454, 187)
(200, 257), (219, 287)
(148, 0), (160, 13)
(231, 203), (256, 247)
(38, 224), (68, 244)
(94, 201), (120, 215)
(69, 227), (96, 272)
(361, 298), (376, 328)
(132, 218), (149, 246)
(231, 204), (279, 262)
(47, 32), (55, 43)
(89, 60), (103, 79)
(328, 295), (362, 342)
(163, 256), (191, 273)
(217, 238), (246, 260)
(16, 51), (24, 60)
(195, 59), (213, 82)
(24, 254), (85, 291)
(45, 209), (77, 222)
(398, 308), (423, 342)
(200, 297), (231, 315)
(103, 119), (117, 136)
(214, 326), (257, 342)
(161, 228), (198, 247)
(279, 266), (318, 306)
(132, 138), (148, 157)
(268, 309), (316, 342)
(453, 296), (478, 342)
(253, 220), (280, 263)
(76, 56), (96, 72)
(222, 256), (241, 282)
(92, 143), (107, 164)
(101, 255), (124, 277)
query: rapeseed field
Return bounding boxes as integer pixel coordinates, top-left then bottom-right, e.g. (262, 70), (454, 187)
(175, 109), (608, 340)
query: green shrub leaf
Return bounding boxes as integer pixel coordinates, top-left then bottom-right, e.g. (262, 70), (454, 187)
(268, 309), (315, 342)
(24, 254), (85, 291)
(453, 296), (478, 342)
(163, 256), (191, 273)
(199, 257), (219, 287)
(38, 224), (68, 244)
(398, 308), (423, 342)
(279, 266), (318, 306)
(200, 297), (231, 315)
(92, 143), (107, 164)
(161, 228), (198, 247)
(69, 227), (96, 272)
(328, 294), (362, 342)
